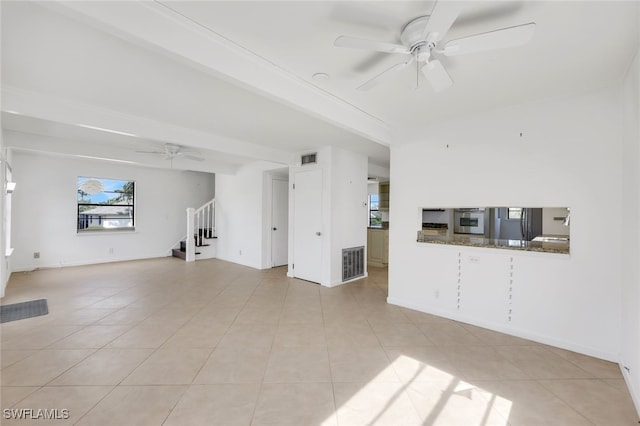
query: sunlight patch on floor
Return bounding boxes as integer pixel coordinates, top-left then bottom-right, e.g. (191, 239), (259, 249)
(330, 354), (513, 425)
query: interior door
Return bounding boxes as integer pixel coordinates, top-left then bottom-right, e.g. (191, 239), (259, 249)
(293, 168), (322, 283)
(271, 178), (289, 267)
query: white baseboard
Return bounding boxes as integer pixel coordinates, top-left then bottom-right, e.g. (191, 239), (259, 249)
(328, 273), (368, 288)
(213, 254), (262, 270)
(12, 252), (174, 272)
(387, 296), (619, 363)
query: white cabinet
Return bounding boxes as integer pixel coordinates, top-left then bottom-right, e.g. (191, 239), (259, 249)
(367, 228), (388, 266)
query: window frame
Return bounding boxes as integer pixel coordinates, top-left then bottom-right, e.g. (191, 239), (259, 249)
(77, 177), (136, 233)
(369, 194), (382, 227)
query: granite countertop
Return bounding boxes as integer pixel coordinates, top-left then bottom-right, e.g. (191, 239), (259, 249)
(416, 233), (569, 254)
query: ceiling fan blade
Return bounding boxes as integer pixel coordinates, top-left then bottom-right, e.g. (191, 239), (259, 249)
(422, 59), (453, 93)
(357, 58), (414, 91)
(334, 35), (409, 54)
(183, 155), (205, 162)
(422, 0), (463, 43)
(443, 23), (536, 56)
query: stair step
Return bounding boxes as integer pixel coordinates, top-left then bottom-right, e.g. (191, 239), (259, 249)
(172, 248), (202, 260)
(172, 248), (186, 260)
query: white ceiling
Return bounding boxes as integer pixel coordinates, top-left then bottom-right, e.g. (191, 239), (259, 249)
(1, 1), (638, 174)
(163, 1), (639, 125)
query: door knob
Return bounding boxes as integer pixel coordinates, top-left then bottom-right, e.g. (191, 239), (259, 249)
(316, 232), (322, 236)
(273, 227), (277, 231)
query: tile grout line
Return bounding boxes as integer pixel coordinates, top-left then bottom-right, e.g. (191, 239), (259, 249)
(320, 280), (340, 426)
(245, 273), (287, 426)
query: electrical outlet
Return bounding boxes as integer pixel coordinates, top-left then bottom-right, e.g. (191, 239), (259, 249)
(239, 249), (242, 256)
(108, 248), (114, 255)
(434, 290), (440, 299)
(33, 252), (40, 259)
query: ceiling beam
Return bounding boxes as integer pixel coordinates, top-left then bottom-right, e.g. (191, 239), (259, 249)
(2, 86), (295, 168)
(4, 130), (243, 175)
(41, 0), (392, 146)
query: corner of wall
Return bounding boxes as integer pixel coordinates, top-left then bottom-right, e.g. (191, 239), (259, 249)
(0, 143), (9, 298)
(620, 41), (640, 417)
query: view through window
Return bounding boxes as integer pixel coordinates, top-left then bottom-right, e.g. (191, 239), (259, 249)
(507, 207), (523, 220)
(77, 177), (135, 232)
(369, 194), (381, 227)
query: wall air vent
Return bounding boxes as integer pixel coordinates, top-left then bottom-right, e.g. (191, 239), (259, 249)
(342, 246), (365, 282)
(301, 153), (317, 165)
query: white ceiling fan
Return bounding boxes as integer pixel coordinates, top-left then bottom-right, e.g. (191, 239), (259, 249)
(334, 1), (535, 92)
(136, 143), (205, 162)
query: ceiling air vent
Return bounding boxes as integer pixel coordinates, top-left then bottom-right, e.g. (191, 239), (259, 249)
(301, 153), (317, 165)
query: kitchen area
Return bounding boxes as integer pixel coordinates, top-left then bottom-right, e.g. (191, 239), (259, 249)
(418, 207), (571, 254)
(367, 180), (389, 266)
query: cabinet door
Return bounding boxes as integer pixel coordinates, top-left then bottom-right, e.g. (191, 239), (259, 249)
(379, 182), (390, 210)
(368, 230), (384, 263)
(382, 231), (389, 263)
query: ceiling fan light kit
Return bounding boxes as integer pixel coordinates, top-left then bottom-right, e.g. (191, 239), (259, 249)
(334, 1), (536, 93)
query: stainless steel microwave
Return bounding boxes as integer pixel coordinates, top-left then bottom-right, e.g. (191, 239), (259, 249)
(454, 211), (485, 235)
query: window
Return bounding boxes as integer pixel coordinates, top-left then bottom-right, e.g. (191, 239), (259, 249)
(77, 177), (135, 232)
(369, 194), (382, 227)
(507, 207), (523, 220)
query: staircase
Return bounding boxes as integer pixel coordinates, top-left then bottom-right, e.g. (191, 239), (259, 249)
(172, 198), (216, 261)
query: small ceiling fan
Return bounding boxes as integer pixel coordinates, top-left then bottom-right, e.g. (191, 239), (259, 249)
(136, 143), (204, 162)
(334, 1), (535, 92)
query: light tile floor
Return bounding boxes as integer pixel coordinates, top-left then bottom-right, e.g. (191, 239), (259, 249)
(1, 257), (638, 425)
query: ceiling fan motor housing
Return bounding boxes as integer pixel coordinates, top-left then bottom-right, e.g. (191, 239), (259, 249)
(401, 16), (431, 52)
(165, 144), (181, 155)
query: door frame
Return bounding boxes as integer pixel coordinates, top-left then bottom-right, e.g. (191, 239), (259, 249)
(270, 177), (289, 267)
(263, 169), (289, 269)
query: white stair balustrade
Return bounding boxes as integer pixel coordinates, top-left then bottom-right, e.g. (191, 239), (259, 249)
(182, 198), (216, 262)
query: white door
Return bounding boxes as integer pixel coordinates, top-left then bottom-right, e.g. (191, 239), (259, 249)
(293, 168), (322, 283)
(271, 178), (289, 267)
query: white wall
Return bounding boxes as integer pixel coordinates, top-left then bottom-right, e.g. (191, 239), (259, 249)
(367, 182), (378, 196)
(288, 146), (368, 286)
(389, 87), (624, 362)
(0, 143), (11, 296)
(215, 160), (285, 269)
(621, 45), (640, 412)
(330, 147), (368, 286)
(368, 163), (390, 181)
(542, 207), (571, 236)
(10, 148), (215, 271)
